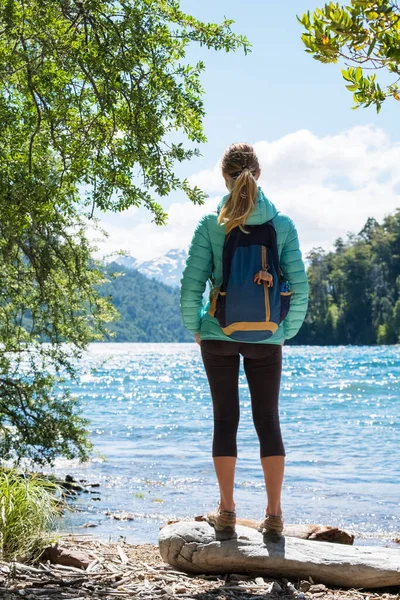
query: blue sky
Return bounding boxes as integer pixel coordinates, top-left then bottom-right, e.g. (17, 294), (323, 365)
(180, 0), (400, 168)
(97, 1), (400, 262)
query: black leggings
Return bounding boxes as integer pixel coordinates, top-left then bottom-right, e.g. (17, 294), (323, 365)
(201, 340), (285, 459)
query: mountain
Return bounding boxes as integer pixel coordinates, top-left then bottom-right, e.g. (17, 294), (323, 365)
(113, 255), (138, 270)
(114, 248), (187, 288)
(100, 263), (192, 342)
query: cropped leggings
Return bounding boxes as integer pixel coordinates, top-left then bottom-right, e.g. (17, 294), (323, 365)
(201, 340), (285, 459)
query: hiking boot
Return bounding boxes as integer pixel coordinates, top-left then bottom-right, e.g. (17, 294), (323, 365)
(258, 513), (284, 535)
(206, 503), (236, 533)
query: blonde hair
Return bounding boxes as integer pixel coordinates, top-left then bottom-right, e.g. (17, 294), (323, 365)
(218, 143), (260, 233)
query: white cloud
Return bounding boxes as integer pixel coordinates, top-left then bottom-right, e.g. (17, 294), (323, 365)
(189, 125), (400, 257)
(95, 125), (400, 261)
(188, 163), (226, 195)
(92, 196), (220, 262)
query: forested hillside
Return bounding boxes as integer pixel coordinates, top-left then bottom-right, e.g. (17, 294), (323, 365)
(100, 264), (192, 342)
(295, 210), (400, 345)
(100, 210), (400, 345)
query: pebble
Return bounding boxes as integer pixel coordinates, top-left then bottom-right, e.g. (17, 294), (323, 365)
(300, 580), (312, 592)
(297, 594), (306, 600)
(174, 585), (188, 594)
(104, 510), (135, 521)
(162, 585), (174, 595)
(271, 581), (283, 593)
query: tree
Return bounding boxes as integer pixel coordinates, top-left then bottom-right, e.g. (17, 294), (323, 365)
(335, 241), (375, 344)
(304, 248), (333, 344)
(0, 0), (248, 464)
(358, 217), (380, 242)
(299, 1), (400, 111)
(293, 210), (400, 345)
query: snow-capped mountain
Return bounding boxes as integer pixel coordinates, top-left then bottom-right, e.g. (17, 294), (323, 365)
(113, 255), (138, 270)
(114, 248), (188, 288)
(136, 249), (188, 287)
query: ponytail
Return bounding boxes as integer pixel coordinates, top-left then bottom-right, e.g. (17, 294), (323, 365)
(218, 143), (260, 234)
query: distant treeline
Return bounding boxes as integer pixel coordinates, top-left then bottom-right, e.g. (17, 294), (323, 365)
(294, 210), (400, 345)
(101, 264), (192, 342)
(101, 209), (400, 345)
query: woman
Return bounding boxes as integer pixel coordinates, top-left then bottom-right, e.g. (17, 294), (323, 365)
(180, 143), (308, 535)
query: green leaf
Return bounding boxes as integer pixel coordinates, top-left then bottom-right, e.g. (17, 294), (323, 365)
(341, 69), (354, 82)
(299, 1), (400, 112)
(367, 38), (377, 57)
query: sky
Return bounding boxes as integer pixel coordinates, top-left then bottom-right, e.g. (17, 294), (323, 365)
(94, 0), (400, 263)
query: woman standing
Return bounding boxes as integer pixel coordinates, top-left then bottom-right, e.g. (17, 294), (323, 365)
(180, 143), (308, 535)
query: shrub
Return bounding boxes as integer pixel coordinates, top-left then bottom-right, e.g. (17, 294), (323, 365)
(0, 469), (61, 562)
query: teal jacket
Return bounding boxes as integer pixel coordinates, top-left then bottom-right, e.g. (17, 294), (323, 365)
(180, 187), (309, 344)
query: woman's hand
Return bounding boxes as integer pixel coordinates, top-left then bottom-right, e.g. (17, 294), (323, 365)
(195, 332), (201, 345)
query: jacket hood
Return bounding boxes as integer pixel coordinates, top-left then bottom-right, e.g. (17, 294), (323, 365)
(217, 186), (278, 225)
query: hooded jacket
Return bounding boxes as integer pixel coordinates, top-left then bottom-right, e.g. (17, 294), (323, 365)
(180, 187), (308, 344)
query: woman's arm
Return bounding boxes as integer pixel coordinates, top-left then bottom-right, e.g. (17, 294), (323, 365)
(280, 220), (309, 340)
(180, 216), (213, 335)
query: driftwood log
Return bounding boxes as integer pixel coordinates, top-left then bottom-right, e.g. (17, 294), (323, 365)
(158, 521), (400, 589)
(191, 515), (355, 545)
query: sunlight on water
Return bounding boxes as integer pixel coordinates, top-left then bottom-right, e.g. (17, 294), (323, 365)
(49, 343), (400, 546)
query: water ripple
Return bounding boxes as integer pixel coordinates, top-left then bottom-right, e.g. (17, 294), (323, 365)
(51, 343), (399, 546)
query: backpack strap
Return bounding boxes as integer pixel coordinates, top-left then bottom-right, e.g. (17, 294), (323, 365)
(208, 287), (226, 317)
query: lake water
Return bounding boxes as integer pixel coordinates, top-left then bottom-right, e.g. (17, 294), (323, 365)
(50, 343), (400, 547)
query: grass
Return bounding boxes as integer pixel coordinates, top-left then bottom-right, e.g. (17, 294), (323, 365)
(0, 469), (62, 562)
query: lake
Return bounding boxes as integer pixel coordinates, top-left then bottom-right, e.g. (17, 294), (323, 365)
(50, 343), (399, 547)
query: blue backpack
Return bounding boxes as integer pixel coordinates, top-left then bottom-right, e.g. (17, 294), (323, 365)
(208, 221), (291, 341)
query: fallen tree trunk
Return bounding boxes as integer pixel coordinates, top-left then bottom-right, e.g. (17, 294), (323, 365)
(158, 521), (400, 589)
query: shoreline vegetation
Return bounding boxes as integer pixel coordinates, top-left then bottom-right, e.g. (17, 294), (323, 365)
(0, 470), (61, 563)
